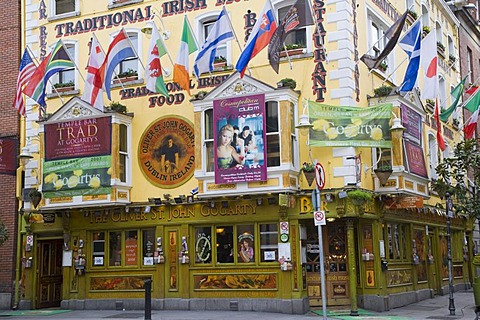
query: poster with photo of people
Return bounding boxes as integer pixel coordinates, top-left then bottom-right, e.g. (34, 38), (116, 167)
(213, 93), (267, 184)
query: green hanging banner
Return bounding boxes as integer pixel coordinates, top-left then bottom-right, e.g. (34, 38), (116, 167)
(308, 102), (393, 148)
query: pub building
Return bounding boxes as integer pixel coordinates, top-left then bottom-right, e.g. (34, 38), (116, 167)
(18, 0), (470, 315)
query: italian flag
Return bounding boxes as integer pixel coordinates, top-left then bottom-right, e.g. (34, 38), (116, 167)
(464, 107), (479, 140)
(173, 16), (197, 95)
(146, 24), (169, 96)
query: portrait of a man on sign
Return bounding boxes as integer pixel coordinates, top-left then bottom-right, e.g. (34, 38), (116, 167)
(213, 94), (267, 184)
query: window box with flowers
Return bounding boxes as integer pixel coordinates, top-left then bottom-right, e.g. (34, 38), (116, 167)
(279, 43), (306, 58)
(374, 165), (393, 186)
(114, 68), (138, 84)
(422, 26), (430, 38)
(53, 81), (75, 93)
(213, 56), (227, 69)
(301, 162), (315, 186)
(448, 54), (456, 67)
(106, 101), (127, 114)
(347, 189), (373, 207)
(373, 85), (393, 97)
(378, 60), (388, 72)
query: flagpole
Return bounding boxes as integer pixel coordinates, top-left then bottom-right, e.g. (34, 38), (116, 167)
(381, 56), (408, 85)
(222, 6), (245, 60)
(27, 44), (65, 106)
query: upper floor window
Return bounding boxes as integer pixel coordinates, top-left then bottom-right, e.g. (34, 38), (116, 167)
(203, 20), (227, 63)
(278, 5), (307, 49)
(51, 0), (79, 18)
(421, 5), (429, 29)
(428, 133), (438, 179)
(119, 123), (128, 183)
(204, 109), (215, 172)
(468, 47), (474, 84)
(50, 42), (76, 93)
(266, 101), (280, 167)
(114, 31), (140, 82)
(435, 21), (443, 48)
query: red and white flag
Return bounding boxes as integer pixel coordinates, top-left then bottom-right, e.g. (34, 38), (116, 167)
(464, 107), (479, 139)
(420, 31), (438, 100)
(82, 35), (104, 110)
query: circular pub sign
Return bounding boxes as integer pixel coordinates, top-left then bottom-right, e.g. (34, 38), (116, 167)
(138, 116), (195, 188)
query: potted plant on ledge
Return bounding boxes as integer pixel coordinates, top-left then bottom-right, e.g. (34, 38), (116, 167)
(53, 80), (75, 93)
(114, 68), (138, 84)
(301, 162), (315, 186)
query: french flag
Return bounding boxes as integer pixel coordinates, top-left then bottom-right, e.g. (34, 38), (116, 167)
(94, 29), (136, 100)
(236, 1), (277, 77)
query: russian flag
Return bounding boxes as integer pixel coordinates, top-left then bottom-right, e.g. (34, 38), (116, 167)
(94, 28), (136, 100)
(235, 1), (277, 77)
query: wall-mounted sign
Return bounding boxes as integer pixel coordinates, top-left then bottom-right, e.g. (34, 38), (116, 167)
(0, 137), (17, 175)
(138, 116), (195, 188)
(44, 117), (112, 161)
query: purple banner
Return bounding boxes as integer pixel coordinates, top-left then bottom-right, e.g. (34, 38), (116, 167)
(45, 117), (112, 160)
(404, 141), (428, 178)
(214, 94), (267, 184)
(0, 138), (17, 175)
(400, 103), (422, 145)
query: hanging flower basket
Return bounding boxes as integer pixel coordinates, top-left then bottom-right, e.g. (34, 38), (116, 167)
(303, 171), (316, 186)
(29, 189), (42, 209)
(347, 189), (372, 207)
(374, 168), (393, 186)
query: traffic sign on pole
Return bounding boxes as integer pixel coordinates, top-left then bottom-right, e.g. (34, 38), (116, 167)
(314, 211), (326, 226)
(315, 162), (326, 190)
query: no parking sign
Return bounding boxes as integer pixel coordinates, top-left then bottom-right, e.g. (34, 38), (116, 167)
(314, 211), (326, 226)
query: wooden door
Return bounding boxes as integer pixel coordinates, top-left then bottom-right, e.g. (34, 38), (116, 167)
(36, 239), (63, 308)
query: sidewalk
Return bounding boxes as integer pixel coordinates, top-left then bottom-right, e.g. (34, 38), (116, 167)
(0, 290), (477, 320)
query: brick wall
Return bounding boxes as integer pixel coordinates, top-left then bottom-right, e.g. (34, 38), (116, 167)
(0, 0), (21, 308)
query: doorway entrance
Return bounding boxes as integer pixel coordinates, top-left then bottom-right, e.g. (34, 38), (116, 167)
(36, 239), (63, 308)
(304, 220), (350, 306)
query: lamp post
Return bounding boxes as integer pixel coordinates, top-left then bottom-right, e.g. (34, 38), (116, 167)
(445, 192), (455, 315)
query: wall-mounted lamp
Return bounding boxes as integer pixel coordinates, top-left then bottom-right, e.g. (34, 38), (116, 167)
(210, 201), (216, 208)
(256, 198), (264, 206)
(187, 195), (194, 203)
(145, 206), (151, 213)
(180, 195), (187, 202)
(163, 194), (171, 200)
(140, 14), (170, 40)
(295, 99), (314, 130)
(18, 146), (33, 167)
(125, 206), (130, 213)
(390, 117), (405, 140)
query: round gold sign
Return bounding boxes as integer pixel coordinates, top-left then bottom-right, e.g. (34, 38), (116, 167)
(138, 116), (195, 188)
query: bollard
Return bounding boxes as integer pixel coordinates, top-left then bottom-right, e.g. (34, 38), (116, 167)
(144, 279), (152, 320)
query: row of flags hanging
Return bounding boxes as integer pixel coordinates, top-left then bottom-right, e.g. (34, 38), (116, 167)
(13, 0), (314, 116)
(360, 11), (480, 148)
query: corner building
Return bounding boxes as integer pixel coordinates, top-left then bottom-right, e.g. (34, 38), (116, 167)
(19, 0), (472, 314)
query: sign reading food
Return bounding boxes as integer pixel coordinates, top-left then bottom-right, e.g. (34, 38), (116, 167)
(42, 156), (112, 198)
(308, 102), (393, 148)
(139, 116), (195, 188)
(45, 117), (112, 161)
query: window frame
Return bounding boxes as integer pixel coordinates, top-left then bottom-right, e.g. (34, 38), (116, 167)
(112, 29), (142, 84)
(366, 11), (393, 72)
(50, 0), (79, 19)
(195, 11), (232, 67)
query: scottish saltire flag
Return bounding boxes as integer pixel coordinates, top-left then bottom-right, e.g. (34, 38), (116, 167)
(82, 34), (105, 110)
(235, 1), (277, 77)
(23, 40), (74, 107)
(398, 19), (422, 92)
(145, 23), (169, 96)
(13, 49), (37, 116)
(193, 8), (234, 79)
(173, 16), (198, 95)
(94, 28), (136, 100)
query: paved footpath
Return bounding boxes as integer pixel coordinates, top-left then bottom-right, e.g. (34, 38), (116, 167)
(0, 290), (477, 320)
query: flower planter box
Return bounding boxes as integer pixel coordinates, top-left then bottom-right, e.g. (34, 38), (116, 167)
(279, 48), (304, 58)
(113, 76), (138, 84)
(55, 86), (75, 93)
(302, 171), (315, 186)
(213, 61), (227, 69)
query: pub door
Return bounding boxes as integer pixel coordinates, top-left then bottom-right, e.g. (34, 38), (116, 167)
(36, 239), (63, 308)
(305, 221), (350, 306)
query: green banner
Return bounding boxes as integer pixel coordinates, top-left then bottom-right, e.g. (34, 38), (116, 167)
(308, 102), (393, 148)
(42, 156), (112, 198)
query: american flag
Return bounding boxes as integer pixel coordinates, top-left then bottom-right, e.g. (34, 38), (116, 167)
(13, 49), (36, 116)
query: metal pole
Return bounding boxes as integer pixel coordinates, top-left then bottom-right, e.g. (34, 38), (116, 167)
(314, 187), (327, 320)
(446, 193), (455, 315)
(144, 279), (152, 320)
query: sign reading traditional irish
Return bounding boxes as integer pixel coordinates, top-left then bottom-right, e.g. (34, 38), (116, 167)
(308, 102), (393, 148)
(0, 137), (17, 175)
(213, 93), (267, 184)
(44, 117), (112, 161)
(138, 116), (195, 188)
(42, 156), (112, 198)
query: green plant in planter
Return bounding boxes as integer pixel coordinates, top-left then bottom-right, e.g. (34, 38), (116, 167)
(347, 189), (373, 202)
(373, 85), (393, 97)
(29, 189), (43, 208)
(425, 99), (435, 106)
(437, 42), (445, 52)
(108, 101), (127, 113)
(53, 80), (74, 88)
(117, 68), (138, 78)
(301, 162), (315, 172)
(375, 164), (392, 172)
(278, 78), (297, 89)
(214, 56), (226, 63)
(408, 9), (418, 19)
(449, 54), (456, 63)
(379, 60), (388, 71)
(193, 90), (208, 100)
(284, 43), (305, 50)
(422, 26), (430, 34)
